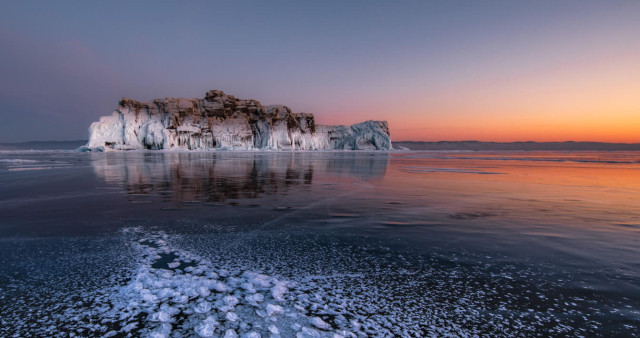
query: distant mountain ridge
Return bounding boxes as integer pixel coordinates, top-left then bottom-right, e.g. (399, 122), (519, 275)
(394, 141), (640, 151)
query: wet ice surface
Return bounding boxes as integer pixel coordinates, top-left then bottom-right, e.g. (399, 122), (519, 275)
(1, 150), (640, 336)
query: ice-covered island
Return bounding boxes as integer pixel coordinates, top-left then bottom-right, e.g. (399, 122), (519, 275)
(83, 90), (392, 151)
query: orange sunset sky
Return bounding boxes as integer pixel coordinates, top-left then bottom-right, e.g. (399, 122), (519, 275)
(1, 1), (639, 143)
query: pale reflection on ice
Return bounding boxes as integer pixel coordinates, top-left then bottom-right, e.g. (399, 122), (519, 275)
(91, 152), (389, 202)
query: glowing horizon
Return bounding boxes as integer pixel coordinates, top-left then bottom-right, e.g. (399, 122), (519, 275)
(1, 1), (639, 143)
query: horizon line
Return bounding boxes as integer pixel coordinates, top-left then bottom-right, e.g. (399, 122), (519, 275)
(3, 140), (640, 145)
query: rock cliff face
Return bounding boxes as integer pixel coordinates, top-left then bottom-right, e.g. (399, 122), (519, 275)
(84, 90), (392, 151)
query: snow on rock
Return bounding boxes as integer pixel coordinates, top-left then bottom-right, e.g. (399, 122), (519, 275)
(83, 90), (392, 151)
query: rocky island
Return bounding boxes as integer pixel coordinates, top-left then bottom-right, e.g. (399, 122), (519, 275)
(84, 90), (392, 151)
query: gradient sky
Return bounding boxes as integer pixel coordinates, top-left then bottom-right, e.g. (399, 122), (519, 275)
(1, 1), (639, 142)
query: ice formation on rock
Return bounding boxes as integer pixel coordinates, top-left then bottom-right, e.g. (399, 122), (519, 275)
(84, 90), (392, 151)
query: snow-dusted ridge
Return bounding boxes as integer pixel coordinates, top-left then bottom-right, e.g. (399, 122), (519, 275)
(83, 90), (392, 151)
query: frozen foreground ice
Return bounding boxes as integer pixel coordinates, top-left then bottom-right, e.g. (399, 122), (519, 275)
(77, 228), (368, 338)
(1, 228), (430, 337)
(3, 225), (637, 337)
(1, 150), (640, 336)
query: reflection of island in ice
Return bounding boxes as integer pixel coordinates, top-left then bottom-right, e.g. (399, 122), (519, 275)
(91, 152), (389, 202)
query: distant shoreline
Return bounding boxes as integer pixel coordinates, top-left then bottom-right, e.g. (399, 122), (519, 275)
(3, 140), (640, 151)
(0, 140), (88, 151)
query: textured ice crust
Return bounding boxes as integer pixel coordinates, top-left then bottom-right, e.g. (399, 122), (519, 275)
(2, 227), (637, 336)
(84, 90), (392, 151)
(64, 229), (380, 337)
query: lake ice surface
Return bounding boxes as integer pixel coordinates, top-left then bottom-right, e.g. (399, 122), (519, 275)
(1, 150), (639, 336)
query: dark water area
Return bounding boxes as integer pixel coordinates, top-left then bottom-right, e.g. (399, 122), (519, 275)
(1, 150), (639, 336)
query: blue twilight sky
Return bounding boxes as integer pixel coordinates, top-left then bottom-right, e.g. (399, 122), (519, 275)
(1, 1), (639, 142)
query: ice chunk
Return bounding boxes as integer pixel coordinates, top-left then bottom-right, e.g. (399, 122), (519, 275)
(224, 295), (239, 307)
(248, 273), (272, 288)
(226, 312), (239, 322)
(241, 282), (257, 293)
(266, 304), (284, 317)
(246, 293), (264, 305)
(195, 323), (216, 337)
(141, 289), (158, 303)
(195, 316), (219, 337)
(271, 282), (288, 301)
(224, 329), (238, 338)
(122, 322), (137, 332)
(310, 317), (330, 330)
(213, 281), (229, 292)
(149, 309), (173, 322)
(297, 327), (321, 337)
(157, 287), (174, 300)
(198, 286), (211, 297)
(194, 301), (212, 314)
(173, 294), (189, 304)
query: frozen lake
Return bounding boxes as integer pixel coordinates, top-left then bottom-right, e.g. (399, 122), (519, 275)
(1, 150), (639, 336)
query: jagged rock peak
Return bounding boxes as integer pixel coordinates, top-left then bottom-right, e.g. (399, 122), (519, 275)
(83, 90), (392, 151)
